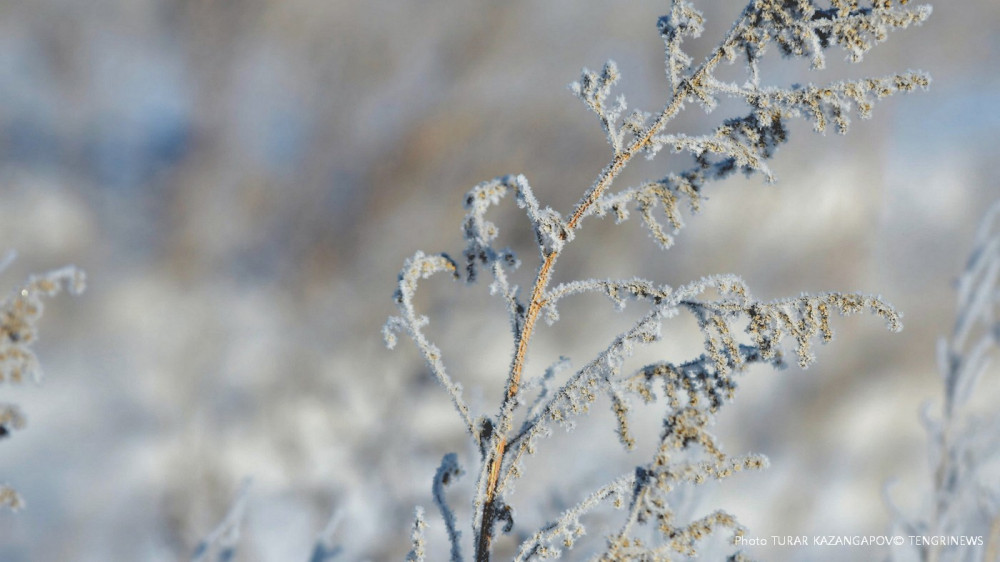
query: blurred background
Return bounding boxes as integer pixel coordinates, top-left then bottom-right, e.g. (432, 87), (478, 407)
(0, 0), (996, 560)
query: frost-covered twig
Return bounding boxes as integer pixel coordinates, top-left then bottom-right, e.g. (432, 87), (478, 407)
(887, 201), (1000, 562)
(405, 507), (429, 562)
(308, 508), (343, 562)
(434, 453), (465, 562)
(0, 261), (85, 511)
(191, 479), (252, 562)
(384, 252), (475, 435)
(386, 1), (927, 559)
(514, 473), (634, 561)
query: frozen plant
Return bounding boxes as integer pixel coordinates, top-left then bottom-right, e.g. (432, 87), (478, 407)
(190, 480), (345, 562)
(192, 479), (252, 562)
(886, 201), (1000, 562)
(0, 254), (85, 511)
(384, 1), (929, 560)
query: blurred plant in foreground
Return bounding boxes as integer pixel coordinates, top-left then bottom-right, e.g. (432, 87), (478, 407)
(385, 0), (929, 560)
(0, 254), (84, 511)
(887, 201), (1000, 562)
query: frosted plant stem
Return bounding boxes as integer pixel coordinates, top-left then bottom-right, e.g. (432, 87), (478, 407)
(473, 15), (749, 562)
(380, 1), (928, 557)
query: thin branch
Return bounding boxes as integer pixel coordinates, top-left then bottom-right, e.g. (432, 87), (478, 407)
(191, 479), (252, 562)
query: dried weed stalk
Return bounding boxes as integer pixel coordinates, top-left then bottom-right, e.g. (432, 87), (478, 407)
(386, 1), (928, 559)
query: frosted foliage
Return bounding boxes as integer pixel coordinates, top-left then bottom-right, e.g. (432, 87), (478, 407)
(385, 0), (926, 560)
(0, 266), (85, 384)
(0, 263), (84, 513)
(887, 201), (1000, 562)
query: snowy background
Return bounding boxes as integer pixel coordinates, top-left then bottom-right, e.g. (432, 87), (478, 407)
(0, 0), (997, 560)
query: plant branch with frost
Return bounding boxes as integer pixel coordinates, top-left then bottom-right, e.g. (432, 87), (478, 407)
(386, 1), (927, 560)
(887, 201), (1000, 562)
(0, 259), (84, 511)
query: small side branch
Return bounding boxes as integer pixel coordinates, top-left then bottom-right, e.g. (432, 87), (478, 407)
(384, 252), (476, 435)
(191, 479), (252, 562)
(434, 453), (466, 562)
